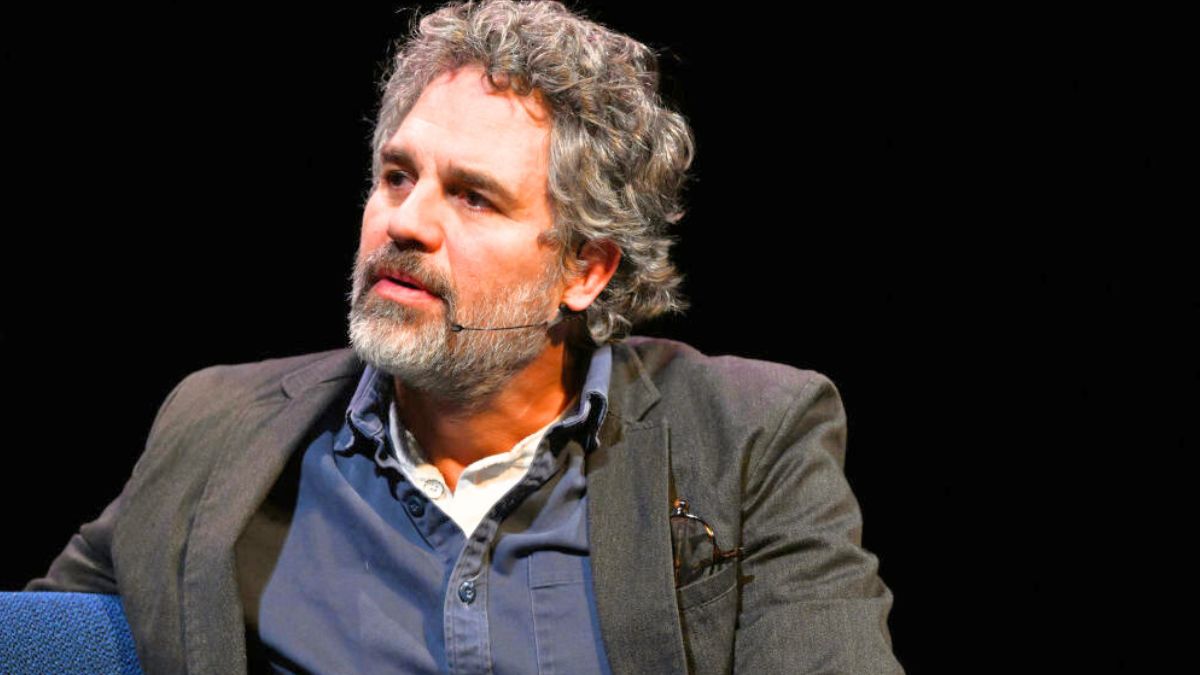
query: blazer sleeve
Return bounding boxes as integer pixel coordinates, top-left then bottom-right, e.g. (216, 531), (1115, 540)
(734, 372), (903, 674)
(23, 375), (191, 594)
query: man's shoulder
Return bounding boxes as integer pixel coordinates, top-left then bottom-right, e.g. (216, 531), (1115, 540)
(614, 336), (840, 431)
(170, 347), (362, 409)
(620, 335), (832, 397)
(614, 336), (846, 468)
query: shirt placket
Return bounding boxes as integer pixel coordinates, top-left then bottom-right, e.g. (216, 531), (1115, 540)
(444, 438), (571, 674)
(445, 531), (491, 674)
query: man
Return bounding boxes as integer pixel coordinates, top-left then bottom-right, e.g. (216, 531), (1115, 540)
(27, 1), (902, 673)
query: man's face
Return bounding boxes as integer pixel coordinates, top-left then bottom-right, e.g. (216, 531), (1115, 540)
(348, 64), (564, 406)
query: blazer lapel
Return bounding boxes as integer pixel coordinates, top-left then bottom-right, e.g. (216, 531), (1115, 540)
(588, 343), (687, 675)
(180, 350), (363, 674)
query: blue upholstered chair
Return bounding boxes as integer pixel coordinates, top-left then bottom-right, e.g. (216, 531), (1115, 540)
(0, 592), (142, 674)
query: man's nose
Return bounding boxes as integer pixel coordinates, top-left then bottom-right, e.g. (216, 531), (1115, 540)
(386, 180), (446, 252)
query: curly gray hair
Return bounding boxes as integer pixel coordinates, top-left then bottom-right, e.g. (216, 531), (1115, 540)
(369, 0), (694, 345)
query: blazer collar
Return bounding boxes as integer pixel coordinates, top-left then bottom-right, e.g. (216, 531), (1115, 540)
(606, 340), (661, 423)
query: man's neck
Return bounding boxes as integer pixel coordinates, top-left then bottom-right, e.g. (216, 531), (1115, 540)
(393, 341), (589, 492)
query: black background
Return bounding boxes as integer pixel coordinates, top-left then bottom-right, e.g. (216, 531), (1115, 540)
(3, 2), (1193, 672)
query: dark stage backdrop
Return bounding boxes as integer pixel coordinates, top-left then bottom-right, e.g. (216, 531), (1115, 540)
(4, 2), (1191, 672)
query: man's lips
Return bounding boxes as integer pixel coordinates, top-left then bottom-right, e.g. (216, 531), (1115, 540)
(375, 270), (434, 294)
(371, 269), (442, 304)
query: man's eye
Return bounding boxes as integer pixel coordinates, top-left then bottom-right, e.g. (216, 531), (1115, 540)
(462, 191), (493, 211)
(384, 170), (412, 189)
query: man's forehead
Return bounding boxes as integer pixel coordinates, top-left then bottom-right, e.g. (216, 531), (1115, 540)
(381, 65), (552, 210)
(392, 66), (551, 156)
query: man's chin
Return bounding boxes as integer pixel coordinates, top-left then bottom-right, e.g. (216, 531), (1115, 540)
(350, 301), (440, 352)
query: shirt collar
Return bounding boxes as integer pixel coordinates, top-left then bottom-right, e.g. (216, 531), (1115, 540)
(333, 344), (613, 455)
(556, 343), (611, 451)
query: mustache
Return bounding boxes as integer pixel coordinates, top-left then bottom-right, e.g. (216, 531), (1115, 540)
(358, 246), (455, 302)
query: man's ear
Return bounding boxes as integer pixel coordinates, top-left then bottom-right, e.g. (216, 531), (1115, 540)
(560, 240), (621, 313)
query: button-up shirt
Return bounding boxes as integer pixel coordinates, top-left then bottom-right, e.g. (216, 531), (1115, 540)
(256, 345), (614, 674)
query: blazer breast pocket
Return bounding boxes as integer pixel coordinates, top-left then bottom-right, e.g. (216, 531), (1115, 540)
(677, 562), (738, 675)
(676, 561), (737, 611)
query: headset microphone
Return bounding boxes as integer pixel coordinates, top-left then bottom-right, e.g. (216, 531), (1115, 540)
(449, 304), (579, 333)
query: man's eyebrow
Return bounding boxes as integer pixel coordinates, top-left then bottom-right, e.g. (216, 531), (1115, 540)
(380, 147), (414, 169)
(444, 165), (517, 208)
(379, 147), (517, 207)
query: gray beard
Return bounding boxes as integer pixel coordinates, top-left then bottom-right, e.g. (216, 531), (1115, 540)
(346, 247), (561, 409)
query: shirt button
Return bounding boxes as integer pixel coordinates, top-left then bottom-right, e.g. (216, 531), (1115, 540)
(458, 580), (477, 604)
(405, 496), (425, 517)
(423, 479), (445, 499)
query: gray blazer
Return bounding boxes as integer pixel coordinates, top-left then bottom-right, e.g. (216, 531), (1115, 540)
(27, 336), (902, 674)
